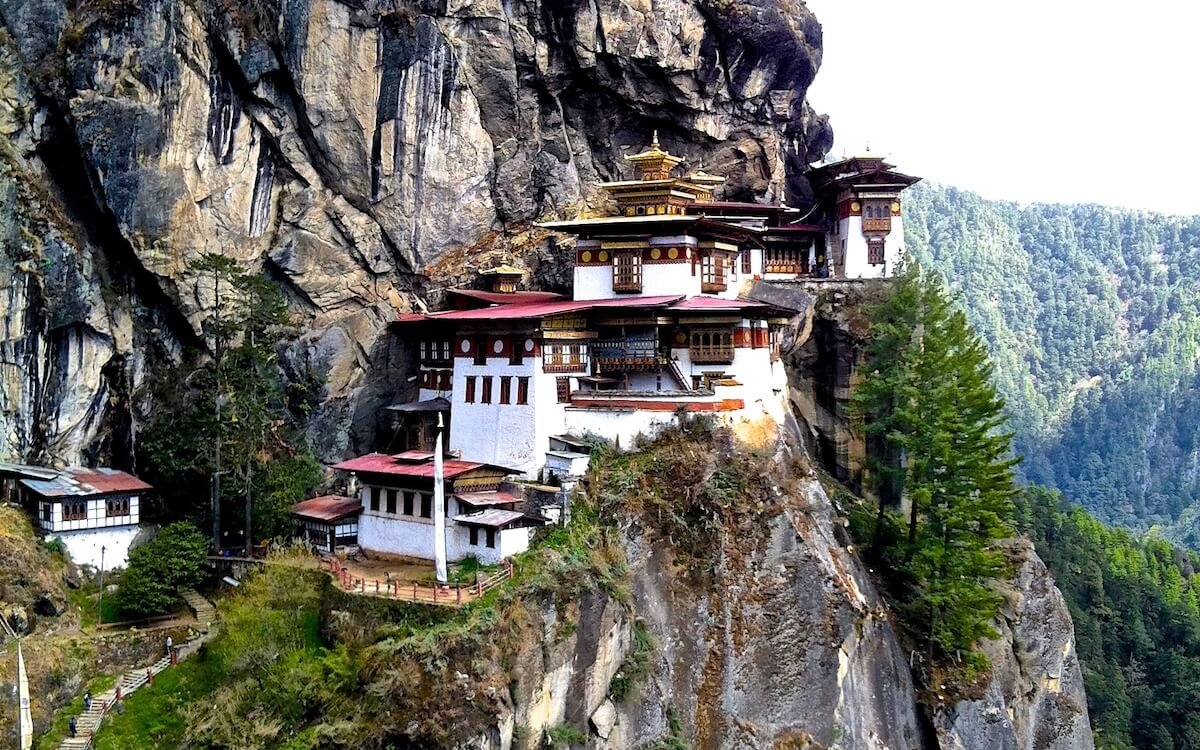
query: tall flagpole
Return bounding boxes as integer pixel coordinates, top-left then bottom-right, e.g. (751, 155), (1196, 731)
(433, 414), (448, 584)
(17, 640), (32, 750)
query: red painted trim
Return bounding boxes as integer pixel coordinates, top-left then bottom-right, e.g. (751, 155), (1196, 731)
(733, 327), (752, 347)
(569, 398), (745, 412)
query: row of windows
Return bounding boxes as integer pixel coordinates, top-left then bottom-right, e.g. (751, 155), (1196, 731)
(420, 340), (453, 363)
(464, 376), (531, 405)
(369, 487), (435, 518)
(863, 202), (892, 219)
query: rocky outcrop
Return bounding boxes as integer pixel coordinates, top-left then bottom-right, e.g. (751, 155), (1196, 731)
(0, 0), (832, 465)
(482, 430), (1093, 750)
(604, 470), (928, 750)
(934, 541), (1094, 750)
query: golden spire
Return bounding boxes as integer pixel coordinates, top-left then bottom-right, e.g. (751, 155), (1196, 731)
(625, 130), (683, 181)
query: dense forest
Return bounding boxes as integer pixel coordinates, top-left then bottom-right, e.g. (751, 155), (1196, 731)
(1019, 487), (1200, 750)
(904, 185), (1200, 541)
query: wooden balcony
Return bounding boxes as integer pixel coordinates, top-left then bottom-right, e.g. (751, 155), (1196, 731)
(862, 217), (892, 232)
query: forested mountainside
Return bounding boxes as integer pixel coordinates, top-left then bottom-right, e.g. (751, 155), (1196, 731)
(1019, 487), (1200, 750)
(904, 184), (1200, 540)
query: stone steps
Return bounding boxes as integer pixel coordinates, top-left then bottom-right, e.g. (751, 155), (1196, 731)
(55, 593), (218, 749)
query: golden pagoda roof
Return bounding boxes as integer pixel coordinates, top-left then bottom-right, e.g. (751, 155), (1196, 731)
(685, 159), (726, 188)
(479, 265), (525, 276)
(624, 131), (684, 168)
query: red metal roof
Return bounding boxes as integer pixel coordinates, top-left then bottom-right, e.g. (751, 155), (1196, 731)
(21, 467), (152, 498)
(447, 289), (564, 305)
(454, 490), (521, 507)
(292, 495), (362, 522)
(667, 296), (769, 311)
(415, 295), (684, 322)
(331, 452), (490, 479)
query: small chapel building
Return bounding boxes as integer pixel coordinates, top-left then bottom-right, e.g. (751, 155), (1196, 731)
(20, 467), (152, 567)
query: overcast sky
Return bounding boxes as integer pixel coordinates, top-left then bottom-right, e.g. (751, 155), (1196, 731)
(804, 0), (1200, 215)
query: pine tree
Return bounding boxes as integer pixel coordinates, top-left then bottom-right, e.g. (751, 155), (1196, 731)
(855, 265), (1020, 673)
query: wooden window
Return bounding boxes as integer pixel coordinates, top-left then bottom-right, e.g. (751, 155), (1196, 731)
(465, 376), (476, 403)
(370, 487), (381, 512)
(386, 489), (397, 514)
(556, 377), (571, 403)
(469, 526), (479, 545)
(517, 376), (530, 405)
(64, 501), (87, 522)
(862, 201), (892, 232)
(741, 249), (751, 274)
(420, 493), (432, 518)
(500, 376), (512, 404)
(106, 497), (130, 517)
(544, 343), (588, 373)
(867, 238), (885, 265)
(482, 376), (493, 404)
(612, 252), (642, 293)
(473, 336), (487, 365)
(486, 529), (497, 548)
(509, 338), (524, 365)
(689, 328), (735, 364)
(701, 252), (727, 292)
(403, 492), (414, 516)
(41, 503), (51, 523)
(421, 339), (452, 366)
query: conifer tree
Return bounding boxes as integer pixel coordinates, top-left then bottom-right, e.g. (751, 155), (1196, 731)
(854, 264), (1020, 671)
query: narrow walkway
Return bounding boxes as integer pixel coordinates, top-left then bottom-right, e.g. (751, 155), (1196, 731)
(56, 591), (218, 750)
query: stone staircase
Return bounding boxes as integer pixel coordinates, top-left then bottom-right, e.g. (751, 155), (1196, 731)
(181, 588), (216, 627)
(56, 591), (218, 749)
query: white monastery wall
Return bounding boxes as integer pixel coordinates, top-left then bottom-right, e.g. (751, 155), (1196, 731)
(51, 525), (143, 568)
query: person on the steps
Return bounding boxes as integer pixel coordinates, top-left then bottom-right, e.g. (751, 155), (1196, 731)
(68, 718), (77, 738)
(166, 634), (173, 655)
(83, 691), (91, 711)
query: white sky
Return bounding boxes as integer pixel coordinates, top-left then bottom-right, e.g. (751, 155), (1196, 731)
(804, 0), (1200, 215)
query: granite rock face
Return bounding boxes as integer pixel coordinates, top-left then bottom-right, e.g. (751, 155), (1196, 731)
(934, 541), (1094, 750)
(0, 0), (831, 465)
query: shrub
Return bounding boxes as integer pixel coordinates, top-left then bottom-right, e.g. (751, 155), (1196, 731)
(116, 523), (208, 617)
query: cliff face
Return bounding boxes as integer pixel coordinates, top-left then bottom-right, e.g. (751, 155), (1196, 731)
(0, 0), (831, 465)
(484, 424), (1093, 750)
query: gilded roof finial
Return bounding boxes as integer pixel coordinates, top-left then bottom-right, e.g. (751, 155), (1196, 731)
(651, 130), (660, 149)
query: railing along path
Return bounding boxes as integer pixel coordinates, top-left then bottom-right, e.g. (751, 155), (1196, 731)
(320, 557), (514, 607)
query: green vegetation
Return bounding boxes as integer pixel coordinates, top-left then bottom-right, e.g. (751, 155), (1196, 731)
(906, 184), (1200, 540)
(543, 724), (588, 747)
(1018, 487), (1200, 750)
(139, 254), (323, 548)
(853, 265), (1018, 683)
(645, 709), (688, 750)
(116, 523), (208, 618)
(66, 577), (124, 628)
(609, 623), (655, 702)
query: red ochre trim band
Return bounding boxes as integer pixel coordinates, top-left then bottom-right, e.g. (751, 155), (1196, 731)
(569, 398), (744, 412)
